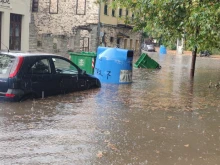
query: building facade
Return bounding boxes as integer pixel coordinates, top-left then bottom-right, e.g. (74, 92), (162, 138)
(29, 0), (141, 56)
(30, 0), (99, 57)
(99, 0), (141, 53)
(0, 0), (30, 51)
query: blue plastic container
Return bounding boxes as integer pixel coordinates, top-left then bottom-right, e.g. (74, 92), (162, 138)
(159, 45), (167, 54)
(94, 47), (133, 84)
(97, 47), (108, 58)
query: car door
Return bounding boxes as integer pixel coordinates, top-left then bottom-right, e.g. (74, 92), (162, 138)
(23, 57), (57, 97)
(50, 57), (79, 93)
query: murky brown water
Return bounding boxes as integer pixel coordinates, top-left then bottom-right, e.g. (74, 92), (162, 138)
(0, 53), (219, 165)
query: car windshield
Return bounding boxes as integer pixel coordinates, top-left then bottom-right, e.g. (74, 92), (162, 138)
(0, 54), (15, 75)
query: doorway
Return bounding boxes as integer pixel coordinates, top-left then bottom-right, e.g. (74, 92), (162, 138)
(80, 37), (89, 51)
(117, 38), (120, 48)
(9, 14), (22, 50)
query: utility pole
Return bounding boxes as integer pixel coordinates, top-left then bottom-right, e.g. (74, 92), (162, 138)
(190, 27), (199, 78)
(190, 46), (197, 78)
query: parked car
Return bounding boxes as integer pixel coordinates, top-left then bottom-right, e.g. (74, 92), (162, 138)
(141, 43), (156, 52)
(0, 52), (101, 102)
(199, 50), (211, 57)
(146, 44), (156, 52)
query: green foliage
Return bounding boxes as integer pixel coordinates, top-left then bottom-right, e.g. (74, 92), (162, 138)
(210, 48), (220, 55)
(142, 31), (149, 38)
(169, 44), (177, 50)
(104, 0), (220, 52)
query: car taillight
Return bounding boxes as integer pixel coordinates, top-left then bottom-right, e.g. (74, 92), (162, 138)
(5, 93), (15, 98)
(9, 56), (24, 78)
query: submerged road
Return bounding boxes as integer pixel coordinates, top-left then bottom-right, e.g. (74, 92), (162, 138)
(0, 53), (219, 165)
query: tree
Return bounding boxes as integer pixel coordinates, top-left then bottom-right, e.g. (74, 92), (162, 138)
(107, 0), (220, 77)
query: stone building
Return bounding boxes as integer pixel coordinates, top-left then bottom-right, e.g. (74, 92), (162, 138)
(0, 0), (30, 51)
(30, 0), (141, 57)
(99, 0), (142, 54)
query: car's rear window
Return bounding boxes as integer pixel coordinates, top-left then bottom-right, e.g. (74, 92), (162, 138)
(0, 54), (15, 76)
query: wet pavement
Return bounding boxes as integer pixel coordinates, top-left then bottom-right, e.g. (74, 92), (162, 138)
(0, 53), (219, 165)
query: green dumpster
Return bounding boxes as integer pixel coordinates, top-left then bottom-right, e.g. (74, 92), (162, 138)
(68, 51), (97, 74)
(134, 53), (161, 69)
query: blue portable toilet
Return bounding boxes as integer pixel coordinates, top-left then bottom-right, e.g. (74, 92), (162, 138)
(94, 47), (133, 84)
(159, 45), (167, 54)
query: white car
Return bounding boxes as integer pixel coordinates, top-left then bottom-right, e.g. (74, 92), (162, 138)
(142, 43), (155, 52)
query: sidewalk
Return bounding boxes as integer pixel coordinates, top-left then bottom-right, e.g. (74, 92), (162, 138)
(155, 47), (220, 58)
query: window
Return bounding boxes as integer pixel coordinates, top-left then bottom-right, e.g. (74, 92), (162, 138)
(124, 39), (127, 49)
(119, 8), (122, 17)
(135, 40), (139, 50)
(110, 37), (114, 42)
(104, 4), (108, 15)
(76, 0), (86, 15)
(126, 9), (129, 16)
(49, 0), (58, 14)
(52, 58), (78, 75)
(117, 38), (120, 48)
(130, 39), (133, 49)
(29, 59), (51, 74)
(9, 14), (22, 50)
(112, 9), (115, 17)
(32, 0), (39, 12)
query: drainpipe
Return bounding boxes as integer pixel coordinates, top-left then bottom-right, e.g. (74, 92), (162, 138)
(96, 2), (101, 51)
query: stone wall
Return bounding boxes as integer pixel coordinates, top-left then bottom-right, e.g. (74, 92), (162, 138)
(29, 0), (99, 56)
(29, 14), (38, 52)
(29, 0), (142, 56)
(33, 0), (99, 34)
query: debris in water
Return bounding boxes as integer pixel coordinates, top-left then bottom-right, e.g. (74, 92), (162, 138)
(96, 151), (103, 158)
(184, 144), (189, 147)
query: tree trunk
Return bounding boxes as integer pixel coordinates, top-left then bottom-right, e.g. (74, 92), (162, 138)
(190, 46), (197, 78)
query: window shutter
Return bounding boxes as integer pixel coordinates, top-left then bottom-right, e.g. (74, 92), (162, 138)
(32, 0), (39, 12)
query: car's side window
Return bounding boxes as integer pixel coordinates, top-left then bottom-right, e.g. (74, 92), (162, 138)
(29, 59), (51, 74)
(52, 58), (78, 74)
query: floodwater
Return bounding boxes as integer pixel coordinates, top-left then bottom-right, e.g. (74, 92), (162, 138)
(0, 53), (219, 165)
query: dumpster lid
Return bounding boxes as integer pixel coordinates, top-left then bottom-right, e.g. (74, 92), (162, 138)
(68, 51), (96, 57)
(99, 48), (133, 61)
(80, 52), (96, 57)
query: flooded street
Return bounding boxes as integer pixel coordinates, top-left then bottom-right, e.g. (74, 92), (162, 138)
(0, 53), (219, 165)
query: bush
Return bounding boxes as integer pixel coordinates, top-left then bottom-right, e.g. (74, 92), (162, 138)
(211, 48), (220, 55)
(169, 44), (176, 50)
